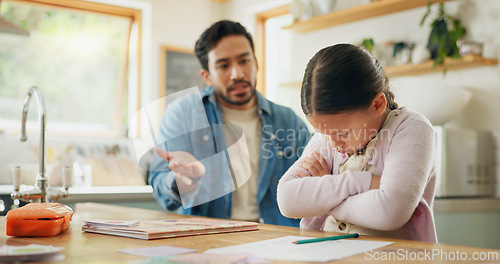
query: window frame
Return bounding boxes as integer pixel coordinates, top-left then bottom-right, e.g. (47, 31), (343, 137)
(255, 4), (290, 96)
(2, 0), (146, 137)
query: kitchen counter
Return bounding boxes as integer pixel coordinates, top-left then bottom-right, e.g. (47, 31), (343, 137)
(2, 202), (499, 263)
(0, 185), (155, 203)
(1, 185), (499, 248)
(0, 185), (163, 214)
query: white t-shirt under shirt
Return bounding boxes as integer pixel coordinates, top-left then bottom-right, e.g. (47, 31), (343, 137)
(220, 104), (261, 222)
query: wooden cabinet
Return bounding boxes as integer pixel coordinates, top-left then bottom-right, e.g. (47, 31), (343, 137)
(434, 198), (500, 249)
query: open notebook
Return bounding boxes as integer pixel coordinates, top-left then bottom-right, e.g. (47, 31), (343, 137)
(82, 218), (259, 240)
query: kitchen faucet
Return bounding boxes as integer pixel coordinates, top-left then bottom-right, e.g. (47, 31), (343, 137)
(11, 86), (71, 203)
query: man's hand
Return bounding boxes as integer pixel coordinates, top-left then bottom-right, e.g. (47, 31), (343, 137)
(156, 148), (205, 193)
(294, 151), (330, 178)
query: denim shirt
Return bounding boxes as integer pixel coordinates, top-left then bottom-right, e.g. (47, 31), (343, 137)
(148, 86), (310, 227)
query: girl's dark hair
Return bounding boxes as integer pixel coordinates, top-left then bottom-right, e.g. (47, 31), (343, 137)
(195, 20), (254, 72)
(301, 43), (398, 116)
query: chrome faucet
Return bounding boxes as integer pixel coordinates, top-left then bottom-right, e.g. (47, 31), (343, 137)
(11, 86), (71, 203)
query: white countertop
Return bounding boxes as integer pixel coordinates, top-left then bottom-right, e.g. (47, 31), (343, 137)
(0, 185), (155, 203)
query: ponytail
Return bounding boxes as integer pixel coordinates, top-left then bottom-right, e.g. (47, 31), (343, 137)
(382, 75), (399, 110)
(384, 90), (399, 110)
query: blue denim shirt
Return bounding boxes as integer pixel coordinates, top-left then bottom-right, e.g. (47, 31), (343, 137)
(148, 86), (310, 227)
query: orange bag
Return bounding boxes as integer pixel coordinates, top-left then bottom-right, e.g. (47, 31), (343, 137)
(5, 203), (73, 237)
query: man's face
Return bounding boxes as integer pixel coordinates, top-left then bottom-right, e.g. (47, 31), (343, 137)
(201, 35), (258, 110)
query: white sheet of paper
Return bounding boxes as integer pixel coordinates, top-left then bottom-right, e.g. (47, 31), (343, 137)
(205, 236), (393, 262)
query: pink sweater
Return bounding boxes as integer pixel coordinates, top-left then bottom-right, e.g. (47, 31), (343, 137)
(277, 107), (437, 242)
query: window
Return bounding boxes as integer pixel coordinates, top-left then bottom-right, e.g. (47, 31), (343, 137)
(255, 5), (309, 127)
(0, 0), (141, 136)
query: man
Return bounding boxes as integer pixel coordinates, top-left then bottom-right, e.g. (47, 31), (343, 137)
(148, 20), (309, 227)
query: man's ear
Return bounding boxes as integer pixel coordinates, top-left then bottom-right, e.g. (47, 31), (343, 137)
(371, 92), (387, 115)
(200, 69), (212, 86)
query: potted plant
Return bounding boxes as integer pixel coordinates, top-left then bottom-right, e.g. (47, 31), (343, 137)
(420, 2), (466, 68)
(360, 38), (375, 53)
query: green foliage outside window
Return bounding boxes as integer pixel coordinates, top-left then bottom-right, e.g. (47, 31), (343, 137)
(0, 1), (130, 133)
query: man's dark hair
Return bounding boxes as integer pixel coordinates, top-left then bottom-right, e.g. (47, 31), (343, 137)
(195, 20), (254, 72)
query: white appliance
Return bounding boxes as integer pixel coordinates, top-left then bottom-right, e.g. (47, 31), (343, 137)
(434, 126), (496, 197)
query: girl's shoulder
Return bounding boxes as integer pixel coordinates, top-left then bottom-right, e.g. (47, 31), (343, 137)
(385, 107), (435, 142)
(376, 107), (435, 149)
(394, 106), (433, 129)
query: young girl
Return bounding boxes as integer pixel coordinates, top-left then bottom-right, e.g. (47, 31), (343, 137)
(277, 43), (437, 242)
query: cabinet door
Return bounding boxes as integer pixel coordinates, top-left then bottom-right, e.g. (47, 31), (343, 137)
(434, 211), (500, 249)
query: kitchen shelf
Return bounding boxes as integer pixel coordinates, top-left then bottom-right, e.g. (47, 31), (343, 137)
(386, 54), (498, 77)
(280, 55), (498, 87)
(283, 0), (450, 33)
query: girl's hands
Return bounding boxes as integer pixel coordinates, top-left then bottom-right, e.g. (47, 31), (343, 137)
(294, 152), (382, 192)
(294, 151), (330, 178)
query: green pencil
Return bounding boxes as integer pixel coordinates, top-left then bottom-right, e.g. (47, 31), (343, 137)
(292, 233), (360, 244)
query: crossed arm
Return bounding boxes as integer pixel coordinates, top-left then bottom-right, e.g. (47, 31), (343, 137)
(277, 120), (435, 231)
(295, 150), (381, 190)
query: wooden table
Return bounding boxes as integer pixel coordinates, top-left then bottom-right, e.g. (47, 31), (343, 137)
(1, 202), (499, 263)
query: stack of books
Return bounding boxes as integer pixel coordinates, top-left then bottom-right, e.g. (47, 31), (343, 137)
(82, 218), (259, 240)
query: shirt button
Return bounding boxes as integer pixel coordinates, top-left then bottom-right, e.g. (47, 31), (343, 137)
(338, 222), (347, 231)
(270, 134), (276, 140)
(259, 218), (264, 223)
(258, 110), (263, 115)
(277, 150), (284, 157)
(203, 135), (210, 141)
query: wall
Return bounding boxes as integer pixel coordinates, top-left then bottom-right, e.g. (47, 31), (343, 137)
(137, 0), (224, 110)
